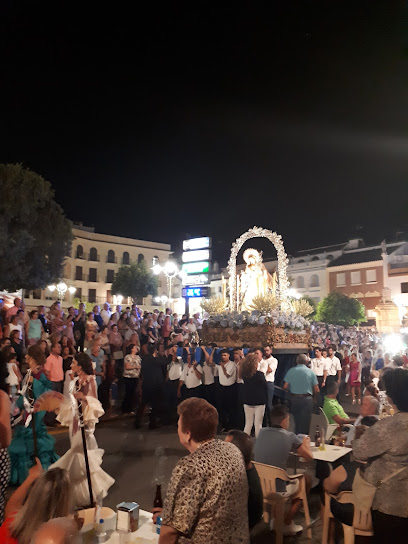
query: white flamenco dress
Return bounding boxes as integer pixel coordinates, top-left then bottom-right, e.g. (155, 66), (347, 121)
(50, 373), (115, 507)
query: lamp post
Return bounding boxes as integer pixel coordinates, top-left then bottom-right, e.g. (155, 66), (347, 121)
(154, 295), (169, 307)
(152, 260), (183, 302)
(47, 282), (76, 300)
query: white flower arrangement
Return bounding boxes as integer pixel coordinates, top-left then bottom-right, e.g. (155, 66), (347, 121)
(207, 309), (309, 331)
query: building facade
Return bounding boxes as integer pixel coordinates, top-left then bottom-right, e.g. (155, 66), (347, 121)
(26, 224), (176, 309)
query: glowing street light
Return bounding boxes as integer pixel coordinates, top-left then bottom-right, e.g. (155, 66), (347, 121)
(151, 260), (183, 300)
(47, 282), (76, 300)
(155, 295), (168, 306)
(287, 288), (302, 300)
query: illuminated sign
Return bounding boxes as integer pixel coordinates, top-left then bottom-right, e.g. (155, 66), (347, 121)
(182, 274), (209, 286)
(182, 262), (210, 274)
(182, 287), (209, 298)
(183, 237), (212, 251)
(182, 249), (211, 263)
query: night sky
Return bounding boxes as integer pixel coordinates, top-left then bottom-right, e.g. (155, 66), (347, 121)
(1, 2), (407, 266)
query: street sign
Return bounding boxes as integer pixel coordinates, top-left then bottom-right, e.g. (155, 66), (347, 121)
(182, 274), (209, 286)
(182, 286), (209, 298)
(183, 237), (212, 251)
(182, 249), (211, 263)
(182, 261), (210, 274)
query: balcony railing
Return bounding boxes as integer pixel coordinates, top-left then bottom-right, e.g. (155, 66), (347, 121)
(87, 275), (99, 282)
(88, 255), (100, 262)
(106, 257), (118, 264)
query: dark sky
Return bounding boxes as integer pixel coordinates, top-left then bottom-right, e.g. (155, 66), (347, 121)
(1, 2), (408, 266)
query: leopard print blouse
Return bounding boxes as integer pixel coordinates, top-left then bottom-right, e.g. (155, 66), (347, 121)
(162, 439), (249, 543)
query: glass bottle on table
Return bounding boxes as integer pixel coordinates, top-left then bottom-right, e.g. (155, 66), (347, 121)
(314, 425), (321, 448)
(154, 484), (163, 508)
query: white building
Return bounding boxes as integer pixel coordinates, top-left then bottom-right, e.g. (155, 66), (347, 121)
(26, 224), (178, 310)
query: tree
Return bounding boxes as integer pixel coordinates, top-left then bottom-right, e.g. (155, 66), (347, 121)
(0, 164), (73, 292)
(315, 292), (366, 326)
(111, 261), (158, 302)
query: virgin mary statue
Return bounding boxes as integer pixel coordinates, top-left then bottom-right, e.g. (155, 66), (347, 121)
(239, 248), (276, 311)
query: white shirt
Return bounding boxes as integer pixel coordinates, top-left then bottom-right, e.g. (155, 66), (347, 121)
(235, 359), (244, 384)
(100, 309), (112, 326)
(187, 322), (197, 334)
(258, 356), (278, 383)
(202, 361), (216, 385)
(325, 356), (341, 376)
(218, 361), (237, 386)
(6, 363), (19, 386)
(311, 357), (326, 377)
(168, 358), (183, 381)
(182, 364), (203, 389)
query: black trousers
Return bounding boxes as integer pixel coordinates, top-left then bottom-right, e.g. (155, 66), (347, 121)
(219, 384), (237, 431)
(136, 386), (163, 427)
(122, 377), (138, 413)
(202, 383), (217, 407)
(290, 395), (313, 435)
(372, 510), (408, 544)
(165, 379), (180, 422)
(185, 385), (203, 399)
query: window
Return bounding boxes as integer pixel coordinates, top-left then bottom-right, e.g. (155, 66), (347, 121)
(296, 276), (305, 289)
(75, 266), (83, 281)
(88, 289), (96, 303)
(310, 274), (320, 288)
(76, 287), (82, 300)
(311, 256), (320, 261)
(219, 286), (222, 293)
(88, 268), (97, 282)
(32, 288), (42, 299)
(298, 259), (305, 263)
(327, 254), (334, 261)
(138, 253), (145, 263)
(106, 269), (115, 283)
(351, 271), (361, 285)
(122, 251), (130, 265)
(89, 247), (98, 261)
(152, 255), (159, 266)
(107, 250), (115, 263)
(366, 269), (377, 283)
(336, 273), (346, 287)
(401, 282), (408, 294)
(76, 245), (84, 259)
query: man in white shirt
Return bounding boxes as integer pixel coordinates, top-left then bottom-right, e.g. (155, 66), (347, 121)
(201, 346), (218, 407)
(218, 349), (237, 431)
(177, 349), (203, 399)
(325, 346), (342, 388)
(311, 347), (327, 405)
(258, 346), (278, 426)
(100, 303), (112, 326)
(233, 348), (245, 430)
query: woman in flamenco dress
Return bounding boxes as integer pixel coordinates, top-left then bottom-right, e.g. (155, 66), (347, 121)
(49, 352), (115, 506)
(8, 344), (59, 486)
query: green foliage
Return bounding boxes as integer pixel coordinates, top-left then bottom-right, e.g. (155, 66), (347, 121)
(200, 297), (226, 315)
(111, 261), (158, 302)
(316, 292), (366, 326)
(0, 164), (73, 291)
(73, 298), (94, 314)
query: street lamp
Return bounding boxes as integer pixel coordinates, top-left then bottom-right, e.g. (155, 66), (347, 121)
(155, 295), (169, 306)
(47, 282), (76, 300)
(151, 260), (183, 300)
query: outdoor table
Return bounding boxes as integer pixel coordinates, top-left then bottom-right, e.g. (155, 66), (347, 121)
(310, 442), (351, 463)
(80, 508), (159, 543)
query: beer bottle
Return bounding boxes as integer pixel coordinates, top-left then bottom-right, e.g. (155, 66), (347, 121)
(314, 425), (321, 448)
(153, 484), (163, 508)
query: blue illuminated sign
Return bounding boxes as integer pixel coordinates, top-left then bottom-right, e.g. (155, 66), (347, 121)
(182, 286), (209, 298)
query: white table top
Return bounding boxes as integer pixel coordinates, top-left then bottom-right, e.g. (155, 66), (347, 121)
(310, 442), (351, 463)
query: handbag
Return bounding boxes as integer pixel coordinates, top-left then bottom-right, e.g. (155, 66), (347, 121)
(352, 466), (408, 511)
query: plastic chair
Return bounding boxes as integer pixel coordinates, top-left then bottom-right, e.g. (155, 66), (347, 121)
(319, 407), (339, 441)
(253, 461), (312, 544)
(322, 490), (373, 544)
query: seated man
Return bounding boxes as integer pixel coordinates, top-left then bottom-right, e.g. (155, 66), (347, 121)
(254, 405), (313, 536)
(345, 395), (380, 445)
(323, 381), (356, 425)
(225, 430), (264, 532)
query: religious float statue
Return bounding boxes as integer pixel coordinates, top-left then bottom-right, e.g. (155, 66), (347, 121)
(201, 226), (311, 350)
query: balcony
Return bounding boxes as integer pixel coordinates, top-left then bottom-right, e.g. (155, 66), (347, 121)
(106, 257), (118, 264)
(88, 255), (100, 262)
(75, 275), (83, 281)
(87, 275), (99, 282)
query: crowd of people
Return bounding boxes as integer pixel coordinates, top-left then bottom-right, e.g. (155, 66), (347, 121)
(1, 297), (408, 542)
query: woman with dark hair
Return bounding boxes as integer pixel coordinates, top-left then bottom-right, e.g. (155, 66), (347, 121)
(8, 345), (59, 486)
(9, 330), (24, 366)
(0, 356), (11, 524)
(157, 398), (249, 542)
(122, 344), (141, 414)
(241, 352), (267, 438)
(49, 352), (115, 506)
(353, 368), (408, 543)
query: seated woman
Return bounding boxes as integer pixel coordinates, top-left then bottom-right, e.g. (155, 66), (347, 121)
(0, 459), (72, 544)
(225, 430), (264, 532)
(158, 398), (249, 543)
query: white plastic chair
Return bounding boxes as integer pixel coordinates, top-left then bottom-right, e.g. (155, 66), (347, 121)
(253, 461), (312, 544)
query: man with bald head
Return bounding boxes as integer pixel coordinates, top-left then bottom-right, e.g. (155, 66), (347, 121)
(283, 353), (320, 434)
